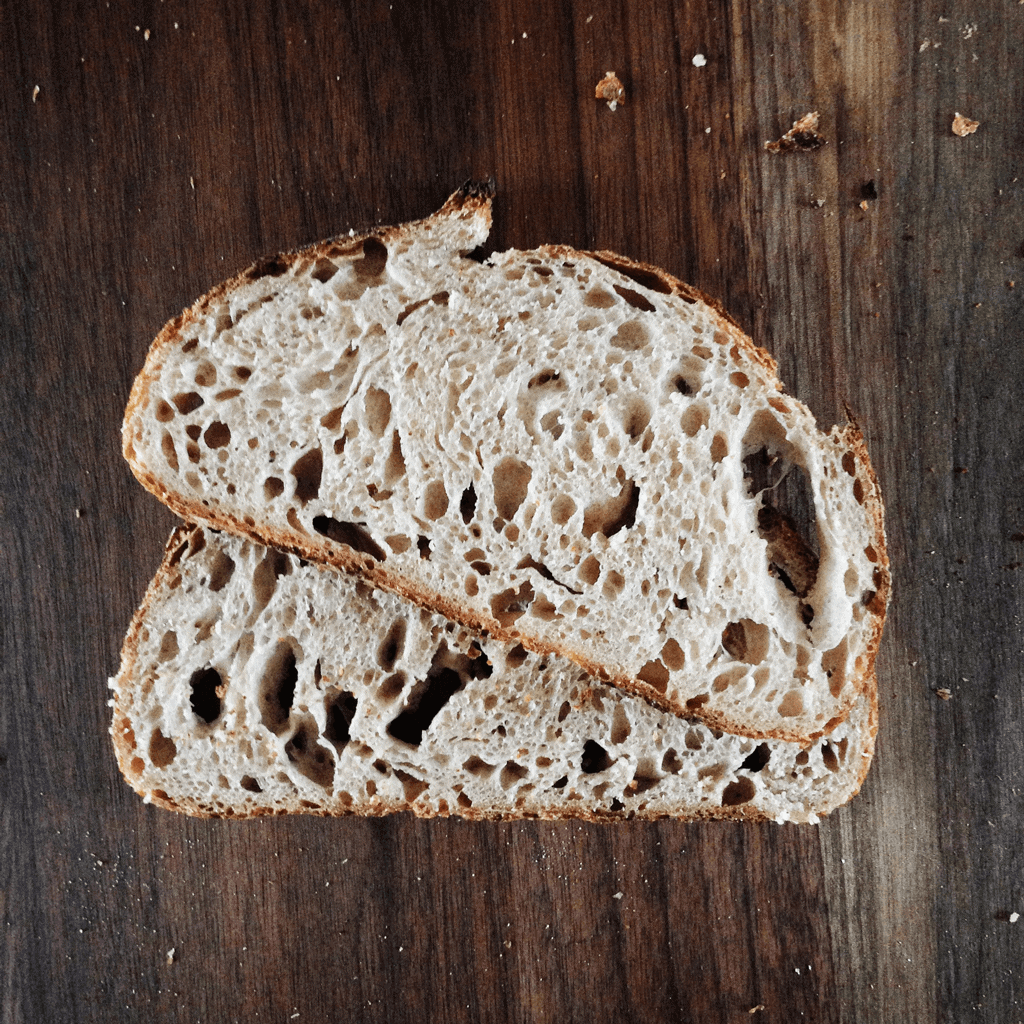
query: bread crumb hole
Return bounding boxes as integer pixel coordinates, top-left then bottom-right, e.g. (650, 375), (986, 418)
(378, 672), (406, 704)
(540, 409), (564, 438)
(610, 704), (631, 744)
(189, 666), (223, 723)
(264, 476), (284, 499)
(602, 569), (626, 600)
(660, 638), (685, 671)
(637, 658), (669, 693)
(194, 361), (217, 387)
(506, 644), (529, 669)
(721, 777), (756, 805)
(722, 619), (770, 665)
(311, 258), (339, 283)
(778, 690), (804, 717)
(172, 391), (204, 415)
(493, 457), (532, 520)
(258, 643), (297, 734)
(500, 761), (529, 789)
(204, 421), (231, 449)
(312, 517), (386, 561)
(710, 432), (728, 463)
(490, 582), (535, 627)
(680, 402), (709, 437)
(157, 631), (179, 663)
(610, 319), (650, 352)
(583, 476), (639, 539)
(463, 756), (496, 778)
(148, 728), (177, 768)
(285, 716), (336, 789)
(459, 483), (477, 524)
(581, 740), (613, 773)
(161, 432), (179, 471)
(584, 286), (616, 308)
(424, 480), (449, 520)
(622, 396), (652, 441)
(551, 494), (576, 525)
(364, 387), (392, 438)
(376, 618), (407, 671)
(291, 448), (323, 504)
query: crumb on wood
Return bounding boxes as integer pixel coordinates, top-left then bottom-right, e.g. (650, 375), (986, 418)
(32, 85), (39, 103)
(936, 688), (952, 700)
(952, 112), (979, 137)
(166, 948), (175, 965)
(1011, 912), (1020, 923)
(764, 111), (825, 153)
(860, 200), (870, 211)
(692, 53), (707, 67)
(749, 1006), (766, 1015)
(595, 71), (625, 111)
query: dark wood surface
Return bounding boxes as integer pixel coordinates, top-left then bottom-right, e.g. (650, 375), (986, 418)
(2, 2), (1022, 1021)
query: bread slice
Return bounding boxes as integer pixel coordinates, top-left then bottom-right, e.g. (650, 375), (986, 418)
(122, 185), (889, 743)
(110, 526), (876, 823)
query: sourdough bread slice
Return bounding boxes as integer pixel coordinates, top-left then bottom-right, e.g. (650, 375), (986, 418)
(110, 526), (876, 822)
(122, 185), (889, 743)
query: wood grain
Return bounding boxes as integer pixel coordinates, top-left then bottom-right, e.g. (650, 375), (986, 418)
(2, 1), (1023, 1021)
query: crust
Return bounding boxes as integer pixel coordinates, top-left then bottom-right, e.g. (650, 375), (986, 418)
(121, 190), (889, 747)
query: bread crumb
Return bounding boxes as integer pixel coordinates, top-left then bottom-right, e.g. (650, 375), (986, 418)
(595, 72), (625, 111)
(166, 948), (175, 965)
(749, 1007), (766, 1015)
(144, 28), (151, 41)
(1011, 912), (1020, 923)
(765, 112), (825, 152)
(860, 200), (870, 211)
(692, 53), (707, 67)
(612, 891), (623, 899)
(952, 112), (979, 137)
(936, 688), (952, 700)
(32, 85), (39, 103)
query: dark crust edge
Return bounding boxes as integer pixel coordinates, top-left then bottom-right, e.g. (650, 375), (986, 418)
(121, 195), (888, 747)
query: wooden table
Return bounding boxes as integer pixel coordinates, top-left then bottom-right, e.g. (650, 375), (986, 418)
(3, 2), (1022, 1021)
